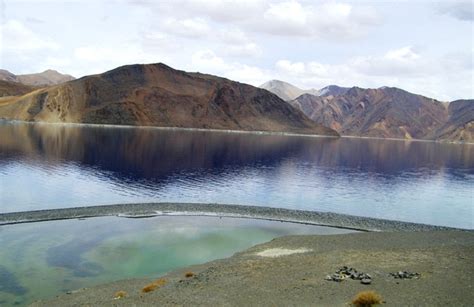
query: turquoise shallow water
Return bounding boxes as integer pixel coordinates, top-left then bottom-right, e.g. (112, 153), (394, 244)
(0, 216), (353, 306)
(0, 122), (472, 228)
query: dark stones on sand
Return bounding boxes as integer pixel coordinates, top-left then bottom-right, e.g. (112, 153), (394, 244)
(325, 267), (421, 285)
(326, 273), (345, 282)
(389, 271), (420, 279)
(325, 266), (372, 285)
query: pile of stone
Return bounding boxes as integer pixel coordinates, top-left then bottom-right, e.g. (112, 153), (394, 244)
(389, 271), (420, 279)
(325, 266), (372, 285)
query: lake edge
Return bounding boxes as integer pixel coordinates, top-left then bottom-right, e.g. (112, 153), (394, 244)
(2, 119), (473, 145)
(1, 202), (467, 231)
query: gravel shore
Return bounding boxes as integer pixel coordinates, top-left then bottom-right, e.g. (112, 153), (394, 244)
(31, 230), (474, 306)
(0, 202), (461, 231)
(3, 203), (471, 306)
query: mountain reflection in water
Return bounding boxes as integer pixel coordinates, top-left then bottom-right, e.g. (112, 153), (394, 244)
(0, 122), (472, 228)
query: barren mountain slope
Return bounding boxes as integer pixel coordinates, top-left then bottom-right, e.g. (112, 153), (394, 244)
(0, 63), (338, 136)
(290, 87), (450, 140)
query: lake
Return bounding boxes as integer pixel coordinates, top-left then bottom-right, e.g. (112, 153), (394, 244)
(0, 215), (353, 306)
(0, 121), (473, 228)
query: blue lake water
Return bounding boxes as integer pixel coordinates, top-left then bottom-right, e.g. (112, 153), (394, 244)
(0, 121), (473, 228)
(0, 215), (353, 306)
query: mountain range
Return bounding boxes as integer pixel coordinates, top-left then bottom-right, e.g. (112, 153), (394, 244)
(0, 69), (75, 87)
(0, 64), (471, 142)
(260, 79), (472, 142)
(0, 63), (337, 136)
(288, 87), (473, 142)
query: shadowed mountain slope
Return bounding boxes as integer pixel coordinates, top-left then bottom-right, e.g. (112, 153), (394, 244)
(0, 80), (38, 97)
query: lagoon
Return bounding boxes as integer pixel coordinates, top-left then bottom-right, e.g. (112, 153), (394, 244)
(0, 215), (353, 306)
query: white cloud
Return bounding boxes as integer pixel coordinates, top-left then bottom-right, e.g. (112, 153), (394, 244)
(271, 47), (474, 100)
(0, 19), (61, 71)
(255, 1), (379, 39)
(218, 28), (250, 45)
(225, 43), (262, 57)
(129, 1), (379, 40)
(0, 20), (59, 53)
(2, 1), (471, 101)
(191, 50), (229, 73)
(72, 45), (169, 76)
(161, 17), (210, 38)
(156, 19), (264, 58)
(262, 1), (308, 35)
(384, 46), (421, 61)
(216, 28), (262, 57)
(159, 0), (265, 22)
(276, 60), (306, 75)
(351, 46), (430, 77)
(190, 49), (270, 85)
(437, 1), (473, 21)
(141, 31), (181, 52)
(226, 64), (270, 86)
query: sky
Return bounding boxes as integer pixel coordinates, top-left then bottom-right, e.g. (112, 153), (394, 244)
(0, 0), (472, 101)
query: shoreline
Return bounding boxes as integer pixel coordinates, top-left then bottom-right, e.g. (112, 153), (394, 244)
(0, 202), (467, 231)
(31, 230), (474, 306)
(0, 119), (340, 140)
(1, 119), (472, 145)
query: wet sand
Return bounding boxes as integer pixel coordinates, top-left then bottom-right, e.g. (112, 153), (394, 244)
(31, 230), (474, 306)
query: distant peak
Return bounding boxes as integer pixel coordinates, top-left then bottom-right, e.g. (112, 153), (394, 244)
(260, 79), (290, 87)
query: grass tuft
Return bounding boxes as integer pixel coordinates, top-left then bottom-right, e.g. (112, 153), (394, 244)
(185, 272), (195, 278)
(114, 290), (127, 299)
(142, 283), (158, 293)
(142, 278), (167, 293)
(352, 290), (383, 307)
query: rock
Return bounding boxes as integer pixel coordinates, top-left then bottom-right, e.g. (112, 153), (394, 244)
(332, 274), (345, 282)
(326, 267), (373, 283)
(361, 278), (372, 285)
(389, 271), (420, 279)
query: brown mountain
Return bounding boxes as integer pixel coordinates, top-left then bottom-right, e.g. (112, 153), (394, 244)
(0, 80), (37, 97)
(0, 63), (338, 136)
(430, 100), (474, 142)
(0, 69), (75, 86)
(289, 87), (469, 141)
(0, 69), (17, 82)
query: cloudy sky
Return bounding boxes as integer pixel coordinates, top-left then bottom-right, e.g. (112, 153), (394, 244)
(1, 0), (472, 100)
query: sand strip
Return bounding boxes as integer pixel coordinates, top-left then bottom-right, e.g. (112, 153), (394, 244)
(0, 202), (463, 231)
(30, 230), (474, 306)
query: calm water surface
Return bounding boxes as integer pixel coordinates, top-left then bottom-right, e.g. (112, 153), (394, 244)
(0, 215), (352, 306)
(0, 122), (472, 228)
